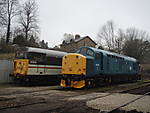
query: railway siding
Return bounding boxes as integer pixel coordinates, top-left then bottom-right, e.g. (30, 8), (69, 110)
(0, 80), (150, 113)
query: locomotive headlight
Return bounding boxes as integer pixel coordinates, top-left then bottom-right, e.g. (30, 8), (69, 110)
(78, 69), (81, 71)
(76, 55), (81, 59)
(64, 56), (67, 59)
(69, 66), (72, 71)
(83, 68), (86, 72)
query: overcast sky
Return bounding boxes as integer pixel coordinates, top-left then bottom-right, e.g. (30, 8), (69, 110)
(36, 0), (150, 47)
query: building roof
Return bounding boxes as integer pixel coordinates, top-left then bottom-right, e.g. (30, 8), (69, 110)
(61, 36), (97, 45)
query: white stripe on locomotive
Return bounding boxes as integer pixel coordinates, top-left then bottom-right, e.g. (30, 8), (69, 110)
(28, 64), (62, 75)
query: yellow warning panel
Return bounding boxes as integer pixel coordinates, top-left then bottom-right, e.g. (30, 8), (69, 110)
(62, 53), (86, 75)
(72, 80), (85, 88)
(60, 79), (85, 88)
(14, 59), (29, 75)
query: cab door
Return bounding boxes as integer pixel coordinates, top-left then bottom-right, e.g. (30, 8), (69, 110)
(95, 52), (104, 75)
(37, 53), (46, 75)
(95, 53), (101, 75)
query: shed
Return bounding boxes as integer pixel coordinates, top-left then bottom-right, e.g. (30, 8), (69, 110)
(0, 60), (13, 83)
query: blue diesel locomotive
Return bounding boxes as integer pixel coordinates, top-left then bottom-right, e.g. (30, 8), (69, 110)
(61, 46), (140, 88)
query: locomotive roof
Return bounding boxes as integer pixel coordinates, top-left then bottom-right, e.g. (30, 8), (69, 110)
(25, 47), (67, 57)
(80, 47), (137, 62)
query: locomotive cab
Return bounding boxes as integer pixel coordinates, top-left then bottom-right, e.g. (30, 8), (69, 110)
(14, 51), (29, 76)
(12, 47), (67, 84)
(61, 53), (86, 88)
(61, 47), (103, 88)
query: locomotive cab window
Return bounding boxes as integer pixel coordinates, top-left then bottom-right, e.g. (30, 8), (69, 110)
(15, 51), (27, 59)
(46, 56), (62, 66)
(27, 52), (46, 64)
(86, 49), (94, 57)
(95, 53), (100, 59)
(79, 48), (87, 55)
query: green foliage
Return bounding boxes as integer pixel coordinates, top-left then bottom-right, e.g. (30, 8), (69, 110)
(27, 36), (39, 47)
(0, 39), (15, 53)
(13, 34), (39, 48)
(122, 28), (150, 63)
(13, 34), (28, 46)
(39, 40), (48, 49)
(123, 39), (150, 63)
(0, 33), (49, 54)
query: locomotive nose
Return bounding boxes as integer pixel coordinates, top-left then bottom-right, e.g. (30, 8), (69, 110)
(62, 53), (86, 75)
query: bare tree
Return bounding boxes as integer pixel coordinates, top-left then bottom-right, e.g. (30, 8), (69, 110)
(12, 26), (23, 38)
(125, 27), (139, 41)
(0, 0), (18, 43)
(19, 0), (39, 40)
(97, 20), (116, 50)
(123, 28), (150, 62)
(115, 29), (125, 53)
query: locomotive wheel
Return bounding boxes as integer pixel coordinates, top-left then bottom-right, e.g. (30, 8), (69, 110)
(85, 79), (95, 88)
(108, 77), (112, 84)
(138, 74), (141, 80)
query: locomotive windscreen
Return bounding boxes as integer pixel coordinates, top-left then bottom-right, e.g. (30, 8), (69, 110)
(27, 52), (46, 64)
(15, 51), (27, 59)
(78, 48), (94, 57)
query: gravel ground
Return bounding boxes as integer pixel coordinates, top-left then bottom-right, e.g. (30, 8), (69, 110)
(0, 86), (99, 113)
(0, 77), (150, 113)
(67, 92), (109, 101)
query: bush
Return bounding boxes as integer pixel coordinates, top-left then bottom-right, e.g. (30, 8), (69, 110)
(0, 44), (15, 53)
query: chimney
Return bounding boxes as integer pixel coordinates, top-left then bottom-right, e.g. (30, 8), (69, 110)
(75, 34), (80, 40)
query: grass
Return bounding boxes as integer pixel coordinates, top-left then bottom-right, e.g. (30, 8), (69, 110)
(0, 53), (15, 60)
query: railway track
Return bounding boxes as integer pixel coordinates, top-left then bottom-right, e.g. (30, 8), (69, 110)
(0, 101), (46, 111)
(106, 83), (150, 113)
(0, 86), (61, 96)
(80, 81), (150, 101)
(0, 80), (149, 97)
(107, 91), (150, 113)
(39, 82), (150, 113)
(86, 82), (150, 113)
(121, 83), (150, 95)
(0, 81), (150, 112)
